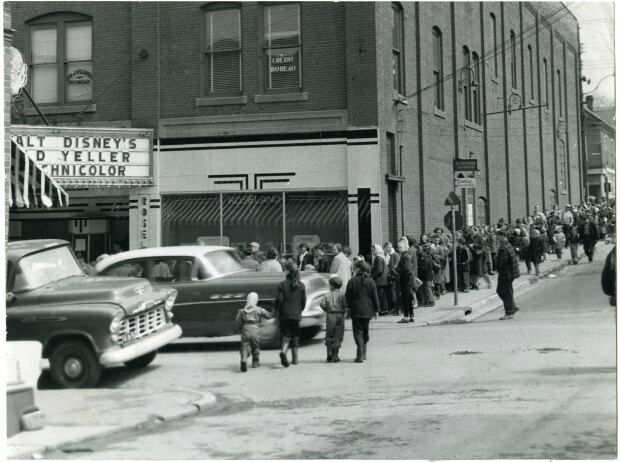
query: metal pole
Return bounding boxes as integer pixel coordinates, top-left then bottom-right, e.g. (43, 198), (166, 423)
(451, 205), (458, 306)
(22, 88), (51, 126)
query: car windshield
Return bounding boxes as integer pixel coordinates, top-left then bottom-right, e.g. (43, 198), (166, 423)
(204, 250), (245, 275)
(14, 246), (83, 292)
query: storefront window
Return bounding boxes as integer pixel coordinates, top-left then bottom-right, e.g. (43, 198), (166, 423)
(162, 194), (221, 246)
(285, 191), (348, 257)
(222, 192), (283, 253)
(162, 191), (349, 258)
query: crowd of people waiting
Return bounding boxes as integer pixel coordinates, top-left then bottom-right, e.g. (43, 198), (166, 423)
(237, 197), (615, 328)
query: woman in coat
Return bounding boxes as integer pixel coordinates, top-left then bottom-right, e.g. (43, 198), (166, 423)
(275, 263), (306, 367)
(525, 229), (545, 276)
(370, 244), (389, 315)
(345, 260), (380, 363)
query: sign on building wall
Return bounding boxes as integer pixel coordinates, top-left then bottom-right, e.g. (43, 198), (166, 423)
(11, 125), (153, 187)
(138, 194), (150, 249)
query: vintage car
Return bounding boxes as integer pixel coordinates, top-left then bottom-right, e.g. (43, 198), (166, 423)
(95, 246), (330, 347)
(6, 240), (182, 388)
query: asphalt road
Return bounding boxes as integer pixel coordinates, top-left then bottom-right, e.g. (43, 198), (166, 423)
(47, 246), (616, 459)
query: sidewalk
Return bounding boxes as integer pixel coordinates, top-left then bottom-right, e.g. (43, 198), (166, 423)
(368, 246), (586, 328)
(7, 388), (216, 460)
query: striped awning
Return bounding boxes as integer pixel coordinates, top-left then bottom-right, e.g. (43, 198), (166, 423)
(9, 141), (69, 209)
(285, 195), (347, 227)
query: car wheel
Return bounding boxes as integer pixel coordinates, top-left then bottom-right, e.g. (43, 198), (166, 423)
(124, 351), (158, 368)
(301, 326), (322, 340)
(50, 340), (101, 389)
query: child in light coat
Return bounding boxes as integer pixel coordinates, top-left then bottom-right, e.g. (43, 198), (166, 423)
(235, 292), (272, 372)
(552, 226), (566, 260)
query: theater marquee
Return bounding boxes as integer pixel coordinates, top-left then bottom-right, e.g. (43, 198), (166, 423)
(11, 125), (154, 187)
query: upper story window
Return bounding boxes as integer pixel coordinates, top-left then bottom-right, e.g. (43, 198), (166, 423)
(527, 45), (534, 100)
(472, 52), (480, 124)
(392, 3), (405, 94)
(204, 6), (242, 94)
(542, 58), (549, 106)
(510, 30), (517, 89)
(462, 46), (471, 121)
(432, 26), (444, 111)
(263, 3), (301, 91)
(490, 13), (498, 78)
(556, 69), (562, 117)
(27, 13), (92, 105)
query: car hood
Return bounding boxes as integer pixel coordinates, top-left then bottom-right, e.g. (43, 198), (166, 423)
(28, 275), (164, 315)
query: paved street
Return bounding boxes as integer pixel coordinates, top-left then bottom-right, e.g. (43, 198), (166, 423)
(45, 247), (616, 459)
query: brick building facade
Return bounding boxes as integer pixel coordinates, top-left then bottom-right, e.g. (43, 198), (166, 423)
(9, 2), (584, 257)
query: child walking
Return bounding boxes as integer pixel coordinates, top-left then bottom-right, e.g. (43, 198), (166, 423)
(235, 292), (272, 372)
(552, 226), (566, 260)
(320, 276), (346, 362)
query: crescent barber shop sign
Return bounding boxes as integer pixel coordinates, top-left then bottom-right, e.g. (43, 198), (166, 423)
(11, 125), (154, 187)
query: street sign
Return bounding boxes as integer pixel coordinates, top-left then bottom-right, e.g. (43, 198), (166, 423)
(444, 191), (461, 206)
(453, 158), (478, 172)
(454, 177), (477, 188)
(444, 210), (464, 230)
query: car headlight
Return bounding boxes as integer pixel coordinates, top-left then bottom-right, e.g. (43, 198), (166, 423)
(165, 290), (177, 311)
(110, 311), (125, 342)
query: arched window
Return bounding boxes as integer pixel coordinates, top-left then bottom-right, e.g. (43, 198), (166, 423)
(463, 46), (471, 121)
(204, 3), (242, 94)
(472, 52), (480, 124)
(490, 13), (498, 78)
(476, 197), (488, 227)
(27, 12), (93, 105)
(392, 3), (405, 94)
(432, 26), (444, 110)
(510, 30), (517, 89)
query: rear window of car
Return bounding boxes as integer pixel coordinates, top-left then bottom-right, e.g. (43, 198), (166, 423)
(204, 250), (244, 275)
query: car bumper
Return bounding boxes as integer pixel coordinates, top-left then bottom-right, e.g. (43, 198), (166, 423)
(99, 324), (182, 366)
(300, 313), (324, 328)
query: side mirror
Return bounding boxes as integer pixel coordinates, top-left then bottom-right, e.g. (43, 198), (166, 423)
(6, 292), (16, 304)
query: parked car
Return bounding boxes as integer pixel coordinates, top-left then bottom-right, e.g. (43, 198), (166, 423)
(6, 240), (182, 388)
(95, 246), (329, 347)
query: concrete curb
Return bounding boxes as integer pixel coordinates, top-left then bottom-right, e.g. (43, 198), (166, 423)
(426, 251), (585, 326)
(7, 389), (217, 460)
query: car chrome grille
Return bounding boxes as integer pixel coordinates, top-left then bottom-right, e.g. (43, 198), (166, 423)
(119, 306), (166, 345)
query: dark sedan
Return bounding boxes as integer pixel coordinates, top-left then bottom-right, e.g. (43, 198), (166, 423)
(95, 246), (329, 347)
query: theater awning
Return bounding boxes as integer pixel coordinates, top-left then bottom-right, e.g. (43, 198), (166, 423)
(10, 141), (69, 209)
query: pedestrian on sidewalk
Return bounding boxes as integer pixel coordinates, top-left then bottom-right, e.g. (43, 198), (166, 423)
(567, 226), (580, 264)
(275, 263), (306, 367)
(370, 244), (390, 315)
(384, 241), (401, 316)
(240, 248), (260, 271)
(456, 238), (472, 292)
(525, 229), (544, 276)
(579, 215), (599, 263)
(345, 261), (380, 363)
(552, 226), (566, 260)
(562, 204), (575, 248)
(330, 243), (352, 294)
(395, 238), (416, 323)
(320, 276), (346, 362)
(235, 292), (272, 372)
(259, 247), (283, 272)
(417, 237), (435, 306)
(495, 230), (521, 320)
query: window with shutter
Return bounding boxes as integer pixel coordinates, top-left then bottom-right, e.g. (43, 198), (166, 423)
(263, 4), (301, 91)
(27, 13), (92, 106)
(432, 27), (444, 110)
(205, 8), (241, 94)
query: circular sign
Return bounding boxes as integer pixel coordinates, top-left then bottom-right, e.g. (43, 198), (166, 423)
(67, 69), (93, 85)
(8, 47), (28, 95)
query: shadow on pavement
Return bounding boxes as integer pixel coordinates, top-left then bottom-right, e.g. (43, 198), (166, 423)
(37, 364), (159, 390)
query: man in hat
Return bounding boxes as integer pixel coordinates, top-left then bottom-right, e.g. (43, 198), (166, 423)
(495, 230), (521, 320)
(250, 242), (265, 264)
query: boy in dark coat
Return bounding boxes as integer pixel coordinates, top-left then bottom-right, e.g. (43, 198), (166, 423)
(525, 229), (545, 276)
(578, 216), (599, 263)
(320, 277), (346, 362)
(235, 292), (272, 372)
(345, 261), (380, 363)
